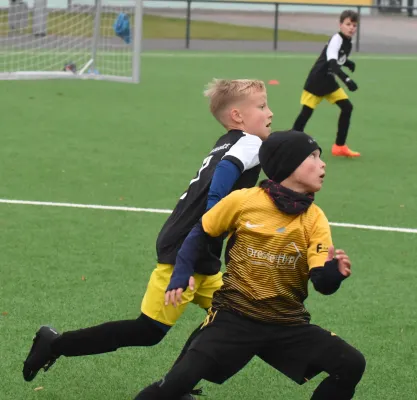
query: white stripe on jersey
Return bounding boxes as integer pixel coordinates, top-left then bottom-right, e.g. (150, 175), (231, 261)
(222, 132), (262, 171)
(326, 34), (343, 61)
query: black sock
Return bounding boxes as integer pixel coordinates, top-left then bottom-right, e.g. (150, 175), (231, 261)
(51, 314), (167, 357)
(158, 350), (216, 398)
(311, 376), (355, 400)
(134, 382), (172, 400)
(171, 323), (203, 367)
(335, 99), (353, 146)
(293, 105), (314, 132)
(310, 342), (365, 400)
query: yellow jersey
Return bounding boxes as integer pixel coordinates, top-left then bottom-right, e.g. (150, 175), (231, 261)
(202, 187), (332, 325)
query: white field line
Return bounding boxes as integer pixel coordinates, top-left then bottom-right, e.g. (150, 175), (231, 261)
(0, 198), (416, 234)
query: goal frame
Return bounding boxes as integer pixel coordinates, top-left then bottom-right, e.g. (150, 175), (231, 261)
(0, 0), (142, 84)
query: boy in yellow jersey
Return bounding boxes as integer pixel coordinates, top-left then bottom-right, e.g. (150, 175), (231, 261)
(135, 130), (365, 400)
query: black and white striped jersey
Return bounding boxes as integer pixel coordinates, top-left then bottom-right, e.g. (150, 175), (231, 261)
(304, 32), (353, 96)
(156, 130), (262, 266)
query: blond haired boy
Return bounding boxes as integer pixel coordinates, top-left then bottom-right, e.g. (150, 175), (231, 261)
(23, 79), (274, 394)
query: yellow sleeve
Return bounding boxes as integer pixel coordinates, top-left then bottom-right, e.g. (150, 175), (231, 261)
(307, 210), (333, 270)
(202, 190), (245, 237)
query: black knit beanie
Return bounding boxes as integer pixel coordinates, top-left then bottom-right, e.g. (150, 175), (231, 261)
(259, 130), (322, 183)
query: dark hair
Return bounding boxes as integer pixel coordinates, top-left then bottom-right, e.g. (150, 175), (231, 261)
(340, 9), (359, 23)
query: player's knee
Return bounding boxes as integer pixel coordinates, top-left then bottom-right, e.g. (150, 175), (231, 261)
(135, 314), (170, 346)
(293, 105), (313, 131)
(301, 105), (314, 118)
(338, 99), (353, 114)
(345, 101), (353, 113)
(337, 348), (366, 384)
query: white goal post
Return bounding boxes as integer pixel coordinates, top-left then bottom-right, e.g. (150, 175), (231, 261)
(0, 0), (142, 83)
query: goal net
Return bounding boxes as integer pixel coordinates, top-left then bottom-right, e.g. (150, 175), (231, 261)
(0, 0), (142, 83)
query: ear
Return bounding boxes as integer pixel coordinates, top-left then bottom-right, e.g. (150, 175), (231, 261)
(230, 108), (243, 124)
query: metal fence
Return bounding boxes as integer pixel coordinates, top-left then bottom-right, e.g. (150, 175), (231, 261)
(143, 0), (417, 54)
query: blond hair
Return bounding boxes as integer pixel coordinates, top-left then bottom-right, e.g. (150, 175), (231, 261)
(204, 78), (266, 124)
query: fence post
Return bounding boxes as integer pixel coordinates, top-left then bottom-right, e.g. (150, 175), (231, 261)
(185, 0), (192, 49)
(273, 3), (279, 50)
(356, 6), (361, 52)
(407, 0), (413, 17)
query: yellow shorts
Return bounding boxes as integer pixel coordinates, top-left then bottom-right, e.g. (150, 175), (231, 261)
(300, 88), (348, 109)
(141, 263), (223, 326)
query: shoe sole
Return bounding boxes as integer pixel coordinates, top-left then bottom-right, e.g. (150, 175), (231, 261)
(332, 154), (360, 158)
(23, 332), (42, 382)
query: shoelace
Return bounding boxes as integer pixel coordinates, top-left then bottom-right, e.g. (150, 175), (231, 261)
(190, 387), (204, 396)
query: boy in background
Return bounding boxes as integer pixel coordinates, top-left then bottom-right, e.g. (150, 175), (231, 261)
(293, 10), (360, 157)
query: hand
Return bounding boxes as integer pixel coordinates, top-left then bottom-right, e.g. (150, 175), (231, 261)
(326, 246), (351, 277)
(164, 276), (195, 308)
(346, 60), (356, 73)
(345, 78), (358, 92)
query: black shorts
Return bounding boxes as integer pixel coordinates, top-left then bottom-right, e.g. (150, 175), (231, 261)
(188, 309), (361, 385)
